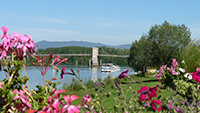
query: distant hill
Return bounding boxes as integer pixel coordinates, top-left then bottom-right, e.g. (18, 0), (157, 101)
(35, 40), (131, 50)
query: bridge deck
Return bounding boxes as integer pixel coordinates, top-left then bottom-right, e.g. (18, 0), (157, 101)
(33, 54), (129, 57)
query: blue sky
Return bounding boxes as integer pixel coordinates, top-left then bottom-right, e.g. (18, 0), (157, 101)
(0, 0), (200, 45)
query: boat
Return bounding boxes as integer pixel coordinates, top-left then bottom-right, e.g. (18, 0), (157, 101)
(100, 63), (120, 72)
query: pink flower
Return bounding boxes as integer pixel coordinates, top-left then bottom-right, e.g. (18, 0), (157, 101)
(147, 87), (157, 100)
(1, 26), (9, 35)
(118, 70), (130, 83)
(137, 86), (149, 101)
(28, 109), (37, 113)
(0, 26), (39, 60)
(46, 77), (57, 86)
(172, 59), (178, 68)
(145, 101), (149, 108)
(40, 89), (66, 112)
(137, 86), (158, 101)
(0, 82), (3, 89)
(155, 74), (162, 80)
(140, 94), (147, 101)
(170, 66), (178, 75)
(81, 95), (92, 108)
(13, 89), (32, 112)
(166, 100), (175, 109)
(192, 71), (200, 83)
(137, 86), (149, 94)
(17, 35), (32, 53)
(114, 80), (119, 87)
(160, 65), (167, 74)
(196, 68), (200, 71)
(62, 94), (80, 113)
(150, 99), (162, 112)
(0, 43), (7, 59)
(94, 82), (103, 87)
(175, 108), (183, 113)
(33, 54), (67, 76)
(60, 67), (73, 80)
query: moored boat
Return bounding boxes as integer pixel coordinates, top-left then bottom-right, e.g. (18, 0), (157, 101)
(100, 63), (120, 72)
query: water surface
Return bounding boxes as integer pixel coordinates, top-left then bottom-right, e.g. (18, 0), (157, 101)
(0, 65), (134, 89)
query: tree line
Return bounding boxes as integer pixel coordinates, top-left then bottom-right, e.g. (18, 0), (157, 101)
(26, 46), (130, 66)
(128, 21), (192, 76)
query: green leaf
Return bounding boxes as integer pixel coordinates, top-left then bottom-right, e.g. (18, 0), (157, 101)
(7, 90), (17, 103)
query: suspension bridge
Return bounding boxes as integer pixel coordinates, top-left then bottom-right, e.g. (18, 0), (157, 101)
(34, 47), (129, 66)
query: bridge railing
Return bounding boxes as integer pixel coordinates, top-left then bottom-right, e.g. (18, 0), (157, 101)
(33, 54), (92, 56)
(98, 54), (129, 57)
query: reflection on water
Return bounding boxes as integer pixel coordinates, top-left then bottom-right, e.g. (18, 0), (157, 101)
(91, 67), (98, 82)
(0, 65), (134, 89)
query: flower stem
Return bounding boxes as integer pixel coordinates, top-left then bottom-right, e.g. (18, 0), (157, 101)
(23, 63), (30, 92)
(3, 56), (10, 78)
(43, 75), (46, 87)
(52, 59), (55, 83)
(23, 88), (35, 102)
(8, 70), (17, 84)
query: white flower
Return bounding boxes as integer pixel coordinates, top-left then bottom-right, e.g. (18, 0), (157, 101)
(184, 73), (189, 78)
(179, 68), (185, 73)
(188, 75), (192, 80)
(181, 60), (185, 64)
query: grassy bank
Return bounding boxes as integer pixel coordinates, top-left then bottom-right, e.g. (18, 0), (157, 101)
(61, 73), (171, 112)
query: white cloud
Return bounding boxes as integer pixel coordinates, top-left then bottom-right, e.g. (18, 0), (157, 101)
(10, 26), (79, 34)
(2, 13), (67, 24)
(7, 26), (80, 42)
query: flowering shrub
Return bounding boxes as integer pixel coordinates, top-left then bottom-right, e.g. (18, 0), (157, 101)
(155, 59), (188, 89)
(154, 58), (200, 112)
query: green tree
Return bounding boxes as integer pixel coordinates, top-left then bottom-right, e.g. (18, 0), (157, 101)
(128, 36), (152, 77)
(148, 21), (191, 68)
(128, 21), (191, 76)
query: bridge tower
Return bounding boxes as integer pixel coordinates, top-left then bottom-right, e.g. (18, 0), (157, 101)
(92, 47), (99, 66)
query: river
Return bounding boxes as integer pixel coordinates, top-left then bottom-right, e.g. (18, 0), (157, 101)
(0, 65), (135, 89)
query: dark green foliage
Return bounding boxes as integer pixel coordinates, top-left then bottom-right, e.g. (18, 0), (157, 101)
(0, 60), (29, 111)
(128, 21), (191, 75)
(148, 21), (191, 67)
(128, 36), (153, 76)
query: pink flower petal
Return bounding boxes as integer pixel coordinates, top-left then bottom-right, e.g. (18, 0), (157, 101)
(137, 86), (149, 94)
(70, 95), (79, 102)
(69, 105), (80, 113)
(63, 95), (70, 104)
(61, 104), (69, 112)
(13, 96), (20, 100)
(0, 82), (3, 89)
(140, 94), (147, 101)
(13, 90), (19, 93)
(52, 99), (60, 109)
(23, 46), (27, 53)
